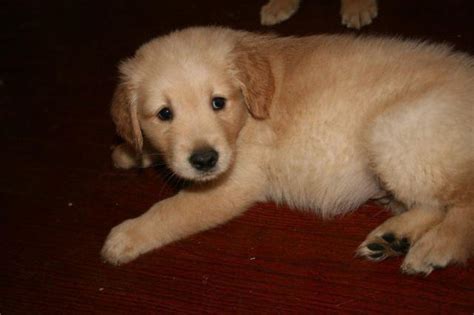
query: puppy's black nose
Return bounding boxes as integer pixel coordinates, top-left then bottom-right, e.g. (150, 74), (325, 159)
(189, 148), (219, 171)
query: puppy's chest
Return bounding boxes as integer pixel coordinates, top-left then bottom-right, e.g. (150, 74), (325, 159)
(263, 122), (379, 216)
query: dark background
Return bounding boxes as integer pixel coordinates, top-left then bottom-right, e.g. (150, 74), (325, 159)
(1, 0), (473, 313)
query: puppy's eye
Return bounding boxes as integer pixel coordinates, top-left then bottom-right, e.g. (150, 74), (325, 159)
(157, 107), (173, 121)
(211, 97), (226, 111)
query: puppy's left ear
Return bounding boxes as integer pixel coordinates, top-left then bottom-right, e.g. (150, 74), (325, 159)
(232, 44), (275, 119)
(110, 83), (143, 153)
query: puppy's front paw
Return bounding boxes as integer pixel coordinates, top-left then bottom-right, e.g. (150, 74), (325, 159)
(111, 144), (140, 169)
(341, 0), (377, 29)
(260, 0), (300, 25)
(101, 219), (149, 265)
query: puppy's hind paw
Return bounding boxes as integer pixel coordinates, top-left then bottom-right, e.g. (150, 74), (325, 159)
(357, 233), (411, 261)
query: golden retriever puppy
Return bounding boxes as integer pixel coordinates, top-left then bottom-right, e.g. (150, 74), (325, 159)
(261, 0), (378, 29)
(102, 27), (474, 275)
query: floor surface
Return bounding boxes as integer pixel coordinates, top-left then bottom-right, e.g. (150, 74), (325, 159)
(1, 0), (473, 313)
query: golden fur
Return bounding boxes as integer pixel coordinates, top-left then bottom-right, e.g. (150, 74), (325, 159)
(102, 27), (474, 275)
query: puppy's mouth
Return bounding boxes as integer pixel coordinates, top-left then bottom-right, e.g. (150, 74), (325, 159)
(192, 169), (221, 182)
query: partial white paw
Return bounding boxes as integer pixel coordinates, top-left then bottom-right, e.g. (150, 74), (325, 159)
(111, 144), (140, 169)
(341, 0), (378, 29)
(260, 0), (300, 25)
(101, 219), (148, 265)
(401, 225), (468, 275)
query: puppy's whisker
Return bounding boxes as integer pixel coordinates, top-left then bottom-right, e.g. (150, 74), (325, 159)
(142, 152), (165, 157)
(149, 161), (168, 167)
(157, 168), (183, 197)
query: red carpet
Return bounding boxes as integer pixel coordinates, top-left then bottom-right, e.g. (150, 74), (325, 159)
(1, 0), (473, 312)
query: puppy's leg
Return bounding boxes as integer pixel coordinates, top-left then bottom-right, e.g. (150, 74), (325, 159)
(340, 0), (378, 29)
(111, 143), (155, 169)
(260, 0), (301, 26)
(360, 91), (473, 272)
(101, 162), (265, 265)
(402, 204), (474, 275)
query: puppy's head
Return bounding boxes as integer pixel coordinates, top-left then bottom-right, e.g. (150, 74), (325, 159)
(111, 27), (274, 181)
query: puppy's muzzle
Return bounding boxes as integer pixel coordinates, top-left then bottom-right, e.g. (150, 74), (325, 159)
(189, 148), (219, 171)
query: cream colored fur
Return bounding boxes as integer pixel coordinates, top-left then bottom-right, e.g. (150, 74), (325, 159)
(102, 27), (474, 275)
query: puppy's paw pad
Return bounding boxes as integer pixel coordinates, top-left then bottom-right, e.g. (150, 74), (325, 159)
(390, 237), (410, 254)
(358, 233), (411, 261)
(381, 232), (396, 243)
(260, 0), (299, 25)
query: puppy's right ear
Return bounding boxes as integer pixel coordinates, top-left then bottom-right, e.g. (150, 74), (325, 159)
(110, 83), (143, 153)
